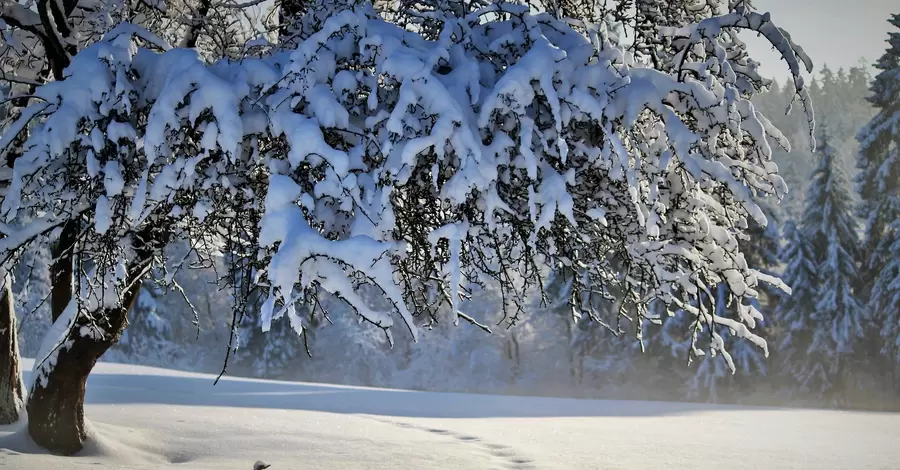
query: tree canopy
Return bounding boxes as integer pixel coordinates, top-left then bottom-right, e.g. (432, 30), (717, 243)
(0, 1), (817, 385)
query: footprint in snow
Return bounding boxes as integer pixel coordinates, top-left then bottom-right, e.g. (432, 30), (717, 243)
(372, 418), (535, 469)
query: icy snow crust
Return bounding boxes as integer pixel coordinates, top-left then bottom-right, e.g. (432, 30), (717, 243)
(2, 359), (899, 469)
(0, 4), (814, 376)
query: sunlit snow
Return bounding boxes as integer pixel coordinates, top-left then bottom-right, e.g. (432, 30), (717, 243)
(2, 359), (898, 469)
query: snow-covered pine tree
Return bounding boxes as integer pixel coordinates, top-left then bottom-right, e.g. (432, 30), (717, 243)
(565, 264), (648, 395)
(858, 12), (900, 403)
(11, 238), (52, 357)
(794, 129), (864, 406)
(773, 220), (816, 403)
(754, 64), (873, 223)
(686, 285), (732, 403)
(644, 299), (696, 398)
(107, 282), (182, 368)
(538, 267), (584, 385)
(306, 292), (394, 388)
(234, 298), (309, 380)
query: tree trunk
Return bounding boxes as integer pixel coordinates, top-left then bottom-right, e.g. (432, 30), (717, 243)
(0, 276), (24, 424)
(26, 290), (141, 455)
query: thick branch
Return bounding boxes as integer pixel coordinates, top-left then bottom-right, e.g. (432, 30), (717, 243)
(36, 0), (73, 79)
(50, 220), (77, 322)
(0, 1), (46, 37)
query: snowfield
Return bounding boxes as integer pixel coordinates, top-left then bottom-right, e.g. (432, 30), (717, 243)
(1, 359), (899, 469)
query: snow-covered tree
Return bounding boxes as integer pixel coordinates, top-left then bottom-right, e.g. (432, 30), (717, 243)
(808, 136), (863, 347)
(753, 65), (873, 222)
(642, 300), (695, 392)
(0, 0), (280, 454)
(0, 0), (815, 453)
(305, 293), (395, 387)
(10, 238), (52, 357)
(773, 220), (817, 400)
(234, 297), (309, 379)
(713, 198), (782, 397)
(783, 130), (863, 405)
(106, 283), (183, 367)
(536, 267), (582, 384)
(690, 282), (775, 402)
(858, 12), (900, 397)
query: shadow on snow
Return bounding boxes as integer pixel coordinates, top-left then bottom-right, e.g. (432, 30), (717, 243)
(16, 363), (778, 420)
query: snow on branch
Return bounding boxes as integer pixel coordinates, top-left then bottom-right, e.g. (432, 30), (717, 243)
(0, 1), (45, 35)
(662, 8), (816, 149)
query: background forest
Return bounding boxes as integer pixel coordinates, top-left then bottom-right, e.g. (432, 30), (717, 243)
(7, 31), (899, 413)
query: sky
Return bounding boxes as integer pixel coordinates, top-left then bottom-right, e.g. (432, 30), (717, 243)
(747, 0), (897, 80)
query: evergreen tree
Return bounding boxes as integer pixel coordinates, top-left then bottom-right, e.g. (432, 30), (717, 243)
(687, 286), (736, 403)
(234, 301), (309, 380)
(774, 220), (818, 401)
(11, 239), (52, 357)
(792, 130), (864, 405)
(540, 268), (580, 385)
(108, 283), (181, 368)
(857, 12), (900, 401)
(308, 293), (394, 388)
(755, 64), (874, 223)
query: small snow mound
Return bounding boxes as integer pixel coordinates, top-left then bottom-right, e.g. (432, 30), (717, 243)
(0, 422), (45, 456)
(84, 421), (171, 465)
(0, 417), (168, 466)
(77, 420), (136, 458)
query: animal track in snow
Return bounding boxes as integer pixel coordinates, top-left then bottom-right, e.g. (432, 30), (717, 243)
(371, 418), (536, 469)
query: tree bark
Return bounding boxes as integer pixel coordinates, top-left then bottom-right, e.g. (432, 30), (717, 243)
(26, 276), (142, 455)
(0, 276), (24, 424)
(50, 220), (77, 322)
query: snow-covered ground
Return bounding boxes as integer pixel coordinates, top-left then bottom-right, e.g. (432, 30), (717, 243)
(1, 359), (898, 469)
